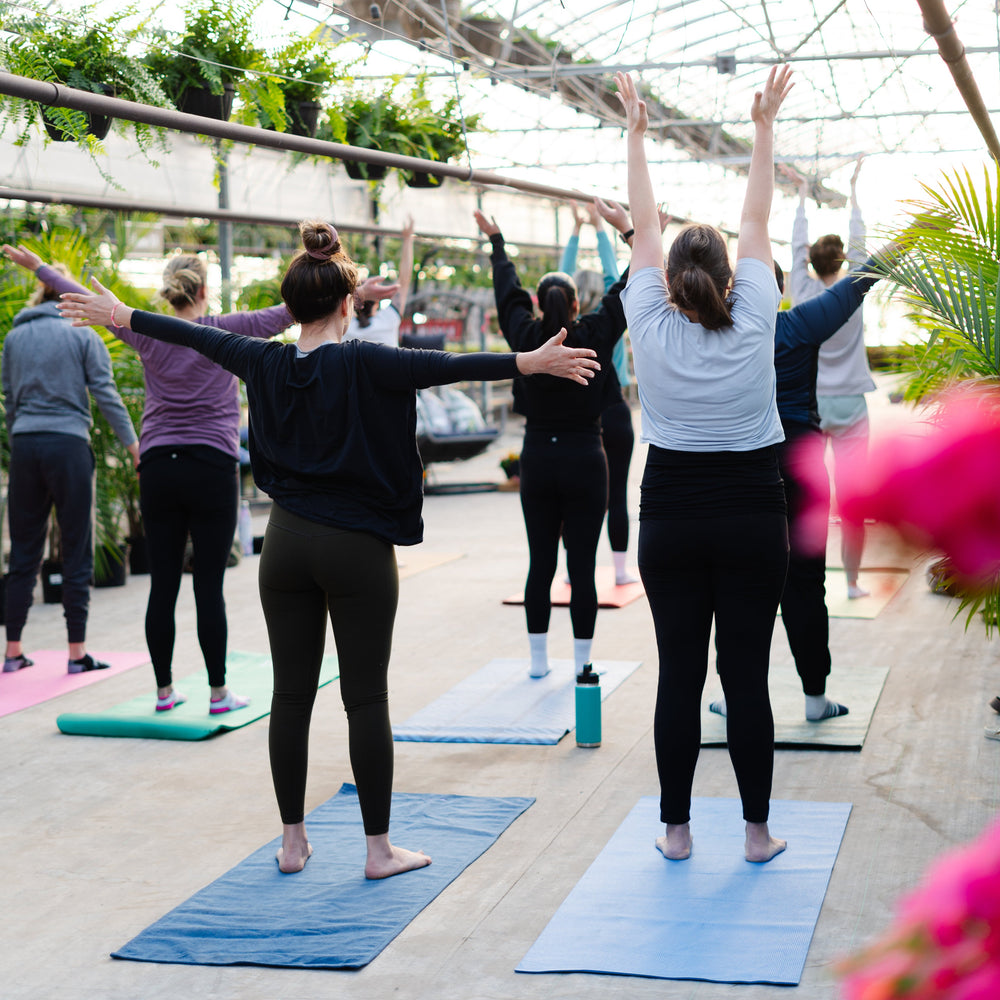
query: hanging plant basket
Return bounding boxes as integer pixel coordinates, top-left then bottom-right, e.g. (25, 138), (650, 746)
(344, 160), (388, 181)
(405, 170), (445, 189)
(178, 84), (236, 121)
(41, 84), (115, 142)
(288, 100), (321, 137)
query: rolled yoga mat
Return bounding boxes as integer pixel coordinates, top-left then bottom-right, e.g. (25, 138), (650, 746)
(393, 657), (642, 744)
(517, 796), (851, 985)
(0, 648), (149, 719)
(113, 783), (534, 969)
(56, 650), (338, 740)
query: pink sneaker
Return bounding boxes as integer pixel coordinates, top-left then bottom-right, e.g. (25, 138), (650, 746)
(209, 691), (250, 715)
(155, 690), (187, 712)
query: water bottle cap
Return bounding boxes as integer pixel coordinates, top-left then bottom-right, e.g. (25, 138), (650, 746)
(577, 663), (599, 684)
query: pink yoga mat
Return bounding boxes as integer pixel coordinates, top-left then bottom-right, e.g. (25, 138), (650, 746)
(503, 566), (646, 609)
(0, 649), (150, 718)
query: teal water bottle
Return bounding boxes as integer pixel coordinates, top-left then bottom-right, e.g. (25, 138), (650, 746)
(575, 663), (601, 747)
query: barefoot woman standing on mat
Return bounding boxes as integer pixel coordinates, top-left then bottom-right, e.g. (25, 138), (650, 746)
(60, 220), (600, 880)
(617, 66), (793, 863)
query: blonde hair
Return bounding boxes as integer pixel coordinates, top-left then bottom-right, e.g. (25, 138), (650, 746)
(27, 262), (71, 307)
(159, 254), (208, 309)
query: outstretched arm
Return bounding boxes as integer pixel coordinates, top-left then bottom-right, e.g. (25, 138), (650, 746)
(614, 72), (662, 273)
(737, 64), (794, 265)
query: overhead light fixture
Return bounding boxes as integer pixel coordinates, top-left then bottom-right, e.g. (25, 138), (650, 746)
(716, 53), (736, 74)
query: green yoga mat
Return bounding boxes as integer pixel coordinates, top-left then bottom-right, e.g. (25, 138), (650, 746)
(701, 660), (889, 750)
(56, 650), (339, 741)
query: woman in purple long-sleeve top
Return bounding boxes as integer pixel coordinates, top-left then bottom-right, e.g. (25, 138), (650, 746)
(3, 245), (294, 714)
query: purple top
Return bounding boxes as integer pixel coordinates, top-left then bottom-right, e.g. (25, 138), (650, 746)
(38, 265), (294, 457)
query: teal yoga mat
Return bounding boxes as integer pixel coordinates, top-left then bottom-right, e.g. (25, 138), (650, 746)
(113, 783), (534, 969)
(56, 650), (338, 740)
(517, 796), (851, 985)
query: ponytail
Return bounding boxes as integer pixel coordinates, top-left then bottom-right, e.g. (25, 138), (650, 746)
(666, 224), (734, 331)
(536, 271), (577, 338)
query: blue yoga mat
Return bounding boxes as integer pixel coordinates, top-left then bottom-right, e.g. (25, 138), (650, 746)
(517, 796), (851, 985)
(392, 658), (642, 744)
(113, 783), (533, 969)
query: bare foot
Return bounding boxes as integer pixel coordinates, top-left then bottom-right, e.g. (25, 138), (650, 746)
(655, 822), (692, 860)
(365, 834), (432, 879)
(745, 821), (786, 863)
(276, 822), (313, 873)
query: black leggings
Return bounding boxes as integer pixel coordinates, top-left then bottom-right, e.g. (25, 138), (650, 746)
(600, 401), (635, 552)
(640, 506), (788, 825)
(6, 433), (95, 643)
(777, 429), (831, 696)
(519, 429), (608, 638)
(260, 504), (398, 834)
(139, 447), (238, 689)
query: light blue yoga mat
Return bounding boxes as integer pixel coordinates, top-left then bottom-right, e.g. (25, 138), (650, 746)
(392, 658), (642, 744)
(113, 783), (533, 969)
(517, 796), (851, 985)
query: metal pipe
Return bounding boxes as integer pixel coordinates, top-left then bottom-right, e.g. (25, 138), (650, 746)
(915, 0), (1000, 162)
(0, 72), (603, 202)
(0, 185), (566, 251)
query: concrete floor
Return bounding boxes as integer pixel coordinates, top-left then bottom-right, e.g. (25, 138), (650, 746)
(5, 380), (1000, 1000)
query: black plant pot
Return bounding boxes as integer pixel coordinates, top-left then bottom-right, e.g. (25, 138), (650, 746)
(344, 160), (388, 181)
(289, 100), (321, 137)
(179, 84), (235, 121)
(127, 533), (150, 576)
(94, 542), (127, 588)
(41, 559), (63, 604)
(405, 171), (444, 189)
(42, 84), (115, 142)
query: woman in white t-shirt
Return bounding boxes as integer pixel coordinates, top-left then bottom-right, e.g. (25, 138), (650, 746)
(616, 67), (792, 864)
(343, 217), (415, 347)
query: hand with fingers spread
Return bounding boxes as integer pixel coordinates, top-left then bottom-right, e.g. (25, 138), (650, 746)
(473, 209), (500, 238)
(613, 71), (648, 137)
(568, 200), (586, 234)
(516, 327), (601, 385)
(751, 63), (794, 128)
(657, 203), (672, 234)
(2, 243), (42, 272)
(58, 278), (130, 331)
(594, 197), (631, 237)
(355, 276), (401, 306)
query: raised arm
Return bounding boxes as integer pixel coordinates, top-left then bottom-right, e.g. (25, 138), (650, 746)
(614, 72), (662, 273)
(846, 156), (866, 265)
(783, 166), (813, 303)
(392, 216), (416, 317)
(559, 201), (586, 274)
(474, 210), (539, 350)
(737, 65), (794, 265)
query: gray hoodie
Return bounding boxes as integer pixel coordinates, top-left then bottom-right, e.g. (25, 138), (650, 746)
(2, 300), (138, 446)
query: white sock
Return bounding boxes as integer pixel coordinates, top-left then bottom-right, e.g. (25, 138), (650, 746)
(805, 694), (849, 721)
(573, 637), (593, 674)
(528, 632), (549, 678)
(612, 551), (637, 585)
(709, 695), (727, 717)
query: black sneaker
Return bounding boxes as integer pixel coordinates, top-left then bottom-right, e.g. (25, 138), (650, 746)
(68, 653), (111, 674)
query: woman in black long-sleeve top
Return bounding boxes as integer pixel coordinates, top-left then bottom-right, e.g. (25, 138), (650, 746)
(474, 210), (631, 680)
(60, 219), (600, 882)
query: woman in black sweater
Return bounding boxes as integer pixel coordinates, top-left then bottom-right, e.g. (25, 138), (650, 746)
(60, 220), (599, 881)
(474, 210), (630, 680)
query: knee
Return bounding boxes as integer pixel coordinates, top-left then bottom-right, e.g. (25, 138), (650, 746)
(344, 689), (389, 717)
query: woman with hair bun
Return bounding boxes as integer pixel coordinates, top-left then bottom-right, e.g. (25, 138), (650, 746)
(616, 65), (793, 863)
(474, 207), (631, 681)
(59, 219), (600, 880)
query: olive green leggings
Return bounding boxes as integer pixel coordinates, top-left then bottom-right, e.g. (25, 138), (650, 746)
(259, 504), (398, 834)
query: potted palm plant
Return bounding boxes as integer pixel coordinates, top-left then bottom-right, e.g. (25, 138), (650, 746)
(0, 3), (170, 151)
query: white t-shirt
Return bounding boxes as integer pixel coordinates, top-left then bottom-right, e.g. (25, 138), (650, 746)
(620, 258), (783, 452)
(343, 303), (401, 347)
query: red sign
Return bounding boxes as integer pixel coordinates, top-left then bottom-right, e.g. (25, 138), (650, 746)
(399, 318), (466, 343)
